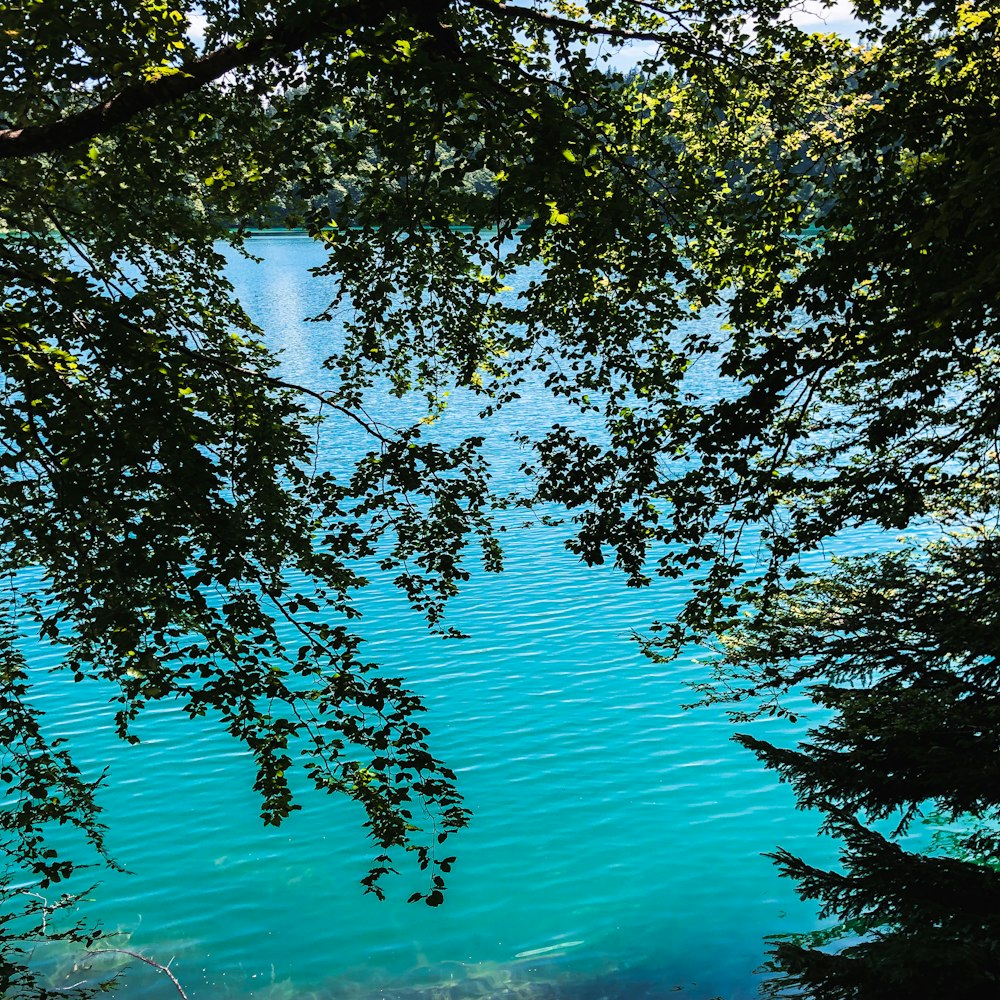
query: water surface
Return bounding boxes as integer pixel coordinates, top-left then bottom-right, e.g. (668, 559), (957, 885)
(29, 234), (885, 1000)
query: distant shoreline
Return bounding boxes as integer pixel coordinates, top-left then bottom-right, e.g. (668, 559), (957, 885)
(235, 225), (504, 236)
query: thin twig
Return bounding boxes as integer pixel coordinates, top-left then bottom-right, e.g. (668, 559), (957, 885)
(87, 949), (189, 1000)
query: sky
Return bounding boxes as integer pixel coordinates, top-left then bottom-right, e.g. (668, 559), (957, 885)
(785, 0), (862, 36)
(185, 1), (864, 52)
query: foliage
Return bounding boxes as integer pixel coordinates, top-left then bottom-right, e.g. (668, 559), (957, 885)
(2, 0), (1000, 995)
(0, 0), (809, 990)
(702, 539), (1000, 997)
(646, 4), (1000, 994)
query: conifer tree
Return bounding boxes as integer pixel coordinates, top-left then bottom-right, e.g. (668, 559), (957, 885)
(704, 540), (1000, 997)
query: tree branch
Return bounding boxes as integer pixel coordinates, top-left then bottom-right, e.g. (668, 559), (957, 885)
(87, 949), (189, 1000)
(466, 0), (710, 56)
(0, 0), (395, 159)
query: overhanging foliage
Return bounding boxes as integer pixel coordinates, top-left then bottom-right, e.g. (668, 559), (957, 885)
(2, 0), (999, 995)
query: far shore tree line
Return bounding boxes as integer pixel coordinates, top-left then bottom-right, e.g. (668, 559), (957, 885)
(1, 0), (999, 997)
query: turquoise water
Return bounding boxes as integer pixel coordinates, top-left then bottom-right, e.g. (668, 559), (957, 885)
(27, 235), (887, 999)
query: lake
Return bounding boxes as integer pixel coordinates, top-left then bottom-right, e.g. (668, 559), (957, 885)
(28, 233), (888, 1000)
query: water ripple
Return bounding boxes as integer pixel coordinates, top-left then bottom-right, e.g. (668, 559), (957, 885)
(19, 238), (865, 1000)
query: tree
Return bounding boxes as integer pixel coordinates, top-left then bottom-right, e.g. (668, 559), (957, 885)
(708, 540), (1000, 998)
(2, 0), (998, 996)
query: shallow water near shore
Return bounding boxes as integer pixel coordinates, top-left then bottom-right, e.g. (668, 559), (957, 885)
(27, 234), (896, 999)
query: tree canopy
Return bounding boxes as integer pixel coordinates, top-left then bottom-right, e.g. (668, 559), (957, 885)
(2, 0), (999, 995)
